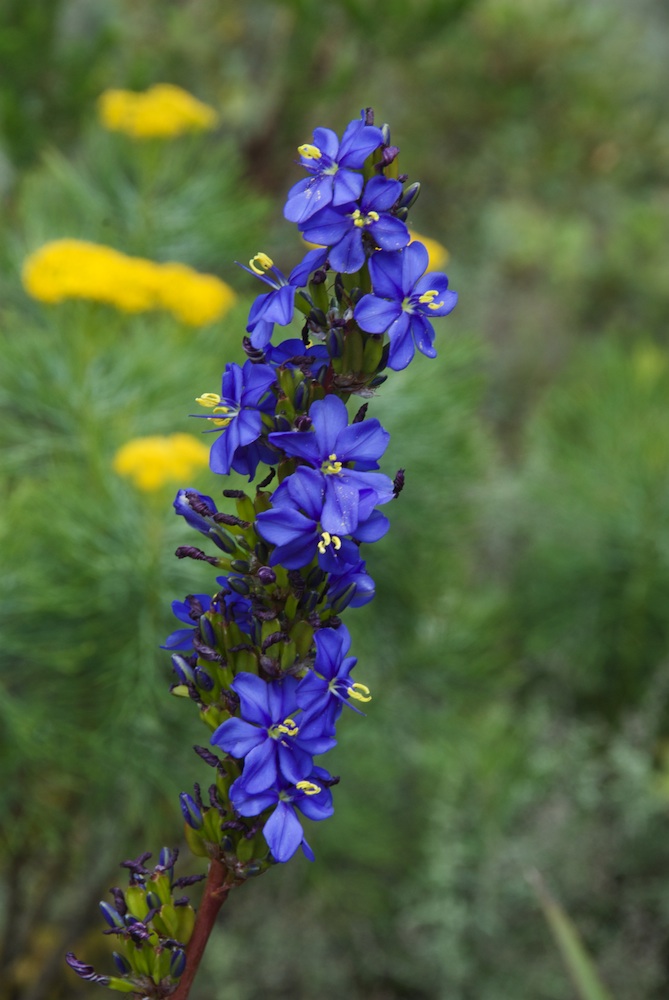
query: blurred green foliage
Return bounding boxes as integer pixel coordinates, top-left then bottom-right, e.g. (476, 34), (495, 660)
(2, 0), (669, 998)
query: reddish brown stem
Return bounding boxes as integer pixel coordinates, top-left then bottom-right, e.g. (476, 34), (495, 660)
(171, 859), (229, 1000)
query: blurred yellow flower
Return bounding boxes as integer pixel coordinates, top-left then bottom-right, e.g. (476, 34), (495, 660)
(98, 84), (218, 139)
(113, 434), (210, 491)
(409, 231), (450, 272)
(22, 239), (236, 326)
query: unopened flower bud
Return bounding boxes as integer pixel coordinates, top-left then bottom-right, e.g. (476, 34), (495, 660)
(170, 948), (187, 978)
(112, 951), (132, 976)
(179, 793), (203, 830)
(99, 901), (124, 929)
(257, 566), (276, 585)
(194, 666), (214, 691)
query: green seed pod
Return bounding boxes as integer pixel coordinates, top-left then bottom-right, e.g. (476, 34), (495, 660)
(125, 885), (149, 920)
(290, 620), (314, 658)
(175, 903), (196, 945)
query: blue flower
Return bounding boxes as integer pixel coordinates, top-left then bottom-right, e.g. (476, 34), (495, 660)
(243, 249), (328, 350)
(210, 673), (336, 794)
(256, 465), (389, 570)
(354, 241), (458, 370)
(300, 176), (410, 274)
(284, 112), (384, 225)
(195, 360), (277, 478)
(297, 625), (371, 720)
(262, 338), (329, 379)
(230, 766), (335, 862)
(161, 594), (213, 651)
(269, 394), (394, 535)
(173, 488), (237, 552)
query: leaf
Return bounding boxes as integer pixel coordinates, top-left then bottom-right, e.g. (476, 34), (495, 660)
(528, 870), (614, 1000)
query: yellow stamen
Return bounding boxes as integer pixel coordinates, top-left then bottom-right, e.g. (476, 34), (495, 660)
(298, 143), (322, 160)
(209, 405), (232, 427)
(195, 392), (222, 408)
(351, 209), (380, 228)
(296, 780), (322, 795)
(418, 289), (439, 304)
(276, 717), (299, 737)
(427, 300), (445, 310)
(249, 252), (274, 275)
(317, 531), (342, 554)
(348, 682), (372, 703)
(322, 453), (343, 475)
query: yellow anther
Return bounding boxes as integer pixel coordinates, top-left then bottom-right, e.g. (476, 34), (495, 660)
(418, 289), (439, 304)
(317, 531), (342, 554)
(195, 392), (222, 408)
(348, 682), (372, 703)
(427, 300), (445, 310)
(351, 209), (379, 228)
(298, 143), (323, 160)
(276, 717), (299, 737)
(249, 252), (274, 275)
(322, 453), (343, 475)
(296, 780), (322, 795)
(209, 405), (232, 427)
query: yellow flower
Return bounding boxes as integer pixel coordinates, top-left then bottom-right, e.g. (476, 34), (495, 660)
(409, 230), (450, 272)
(98, 84), (218, 139)
(157, 263), (237, 326)
(113, 434), (210, 492)
(21, 239), (236, 326)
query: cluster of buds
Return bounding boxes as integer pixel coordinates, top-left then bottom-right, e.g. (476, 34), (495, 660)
(68, 108), (457, 995)
(67, 850), (201, 995)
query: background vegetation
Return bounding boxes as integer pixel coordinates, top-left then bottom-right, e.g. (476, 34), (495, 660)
(2, 0), (669, 997)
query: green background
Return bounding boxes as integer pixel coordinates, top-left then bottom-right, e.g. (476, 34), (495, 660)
(2, 1), (669, 997)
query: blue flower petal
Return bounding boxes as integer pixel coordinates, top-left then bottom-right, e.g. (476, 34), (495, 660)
(231, 672), (273, 724)
(328, 229), (365, 274)
(354, 294), (402, 334)
(210, 717), (266, 758)
(264, 801), (305, 862)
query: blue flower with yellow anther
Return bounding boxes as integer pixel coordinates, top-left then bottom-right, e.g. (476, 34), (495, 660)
(297, 625), (371, 723)
(354, 240), (458, 370)
(284, 111), (384, 225)
(230, 766), (335, 862)
(194, 360), (277, 478)
(243, 248), (327, 349)
(210, 673), (336, 795)
(256, 465), (389, 571)
(300, 175), (410, 274)
(268, 394), (394, 536)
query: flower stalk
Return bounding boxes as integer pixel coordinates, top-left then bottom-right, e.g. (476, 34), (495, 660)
(66, 106), (458, 997)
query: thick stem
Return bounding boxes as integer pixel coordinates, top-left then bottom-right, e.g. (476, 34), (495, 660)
(171, 858), (230, 1000)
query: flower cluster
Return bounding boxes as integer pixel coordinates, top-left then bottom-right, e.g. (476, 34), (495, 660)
(98, 84), (219, 139)
(113, 434), (210, 492)
(70, 108), (457, 997)
(167, 109), (457, 866)
(22, 239), (236, 326)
